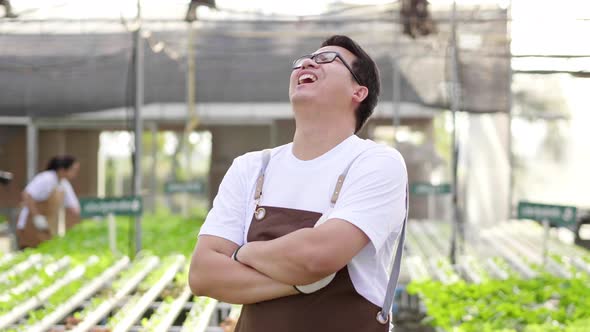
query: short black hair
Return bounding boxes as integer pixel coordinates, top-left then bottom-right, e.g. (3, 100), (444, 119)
(321, 35), (381, 133)
(45, 155), (77, 172)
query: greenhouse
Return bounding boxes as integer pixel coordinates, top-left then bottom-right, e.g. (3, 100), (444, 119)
(1, 0), (590, 331)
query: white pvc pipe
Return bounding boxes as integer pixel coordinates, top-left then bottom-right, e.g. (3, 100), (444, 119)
(500, 231), (571, 278)
(149, 287), (192, 332)
(26, 257), (130, 332)
(481, 234), (537, 279)
(71, 256), (160, 332)
(422, 222), (450, 254)
(405, 257), (428, 281)
(0, 257), (70, 303)
(507, 233), (572, 278)
(0, 260), (87, 329)
(112, 255), (185, 332)
(181, 297), (219, 332)
(433, 261), (459, 283)
(572, 257), (590, 274)
(0, 253), (43, 281)
(458, 261), (481, 284)
(484, 258), (509, 280)
(0, 252), (16, 267)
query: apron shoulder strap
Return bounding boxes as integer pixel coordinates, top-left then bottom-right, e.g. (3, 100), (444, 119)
(327, 144), (409, 328)
(377, 184), (409, 328)
(330, 146), (379, 205)
(254, 149), (272, 203)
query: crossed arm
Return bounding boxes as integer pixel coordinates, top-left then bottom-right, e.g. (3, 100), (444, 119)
(188, 219), (369, 304)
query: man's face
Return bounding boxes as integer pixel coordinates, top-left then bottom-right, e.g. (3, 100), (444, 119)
(289, 45), (359, 106)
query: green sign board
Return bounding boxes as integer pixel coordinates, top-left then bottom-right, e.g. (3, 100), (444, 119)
(410, 182), (452, 196)
(517, 201), (577, 227)
(164, 181), (205, 194)
(80, 196), (143, 218)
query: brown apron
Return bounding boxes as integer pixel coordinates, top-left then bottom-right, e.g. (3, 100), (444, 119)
(16, 188), (64, 249)
(235, 151), (388, 332)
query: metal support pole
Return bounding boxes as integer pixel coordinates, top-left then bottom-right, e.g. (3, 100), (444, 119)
(186, 23), (197, 132)
(507, 0), (515, 220)
(133, 0), (144, 254)
(392, 22), (401, 146)
(542, 219), (549, 268)
(449, 0), (461, 265)
(150, 122), (158, 213)
(392, 59), (401, 146)
(26, 118), (38, 182)
(427, 162), (434, 221)
(183, 22), (197, 218)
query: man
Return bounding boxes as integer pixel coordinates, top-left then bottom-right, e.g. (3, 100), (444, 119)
(189, 35), (407, 331)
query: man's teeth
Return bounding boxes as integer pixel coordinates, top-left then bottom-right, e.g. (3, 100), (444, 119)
(298, 74), (317, 84)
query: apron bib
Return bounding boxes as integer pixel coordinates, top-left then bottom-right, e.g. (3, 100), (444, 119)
(235, 150), (388, 332)
(17, 188), (64, 249)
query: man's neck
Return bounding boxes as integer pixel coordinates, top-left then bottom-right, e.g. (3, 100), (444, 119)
(292, 125), (354, 161)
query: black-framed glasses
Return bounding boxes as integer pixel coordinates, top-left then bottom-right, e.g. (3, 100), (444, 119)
(292, 51), (362, 85)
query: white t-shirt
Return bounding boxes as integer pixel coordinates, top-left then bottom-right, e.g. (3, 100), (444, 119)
(199, 135), (408, 306)
(17, 170), (80, 229)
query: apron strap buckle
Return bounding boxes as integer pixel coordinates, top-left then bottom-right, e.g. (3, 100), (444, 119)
(376, 310), (390, 324)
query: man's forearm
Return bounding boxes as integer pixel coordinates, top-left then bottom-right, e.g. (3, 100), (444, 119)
(238, 219), (370, 285)
(237, 228), (330, 285)
(189, 247), (298, 304)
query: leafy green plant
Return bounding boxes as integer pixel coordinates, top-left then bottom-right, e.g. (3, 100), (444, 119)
(1, 212), (204, 329)
(140, 263), (191, 331)
(69, 254), (157, 326)
(33, 211), (205, 259)
(107, 255), (182, 329)
(181, 296), (218, 332)
(408, 274), (590, 331)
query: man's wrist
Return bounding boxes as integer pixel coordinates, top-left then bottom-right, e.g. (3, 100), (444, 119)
(237, 241), (257, 267)
(231, 245), (244, 262)
(293, 285), (305, 294)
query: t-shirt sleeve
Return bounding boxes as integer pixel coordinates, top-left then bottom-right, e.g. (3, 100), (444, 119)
(25, 172), (59, 201)
(61, 180), (80, 211)
(329, 150), (407, 253)
(198, 156), (248, 246)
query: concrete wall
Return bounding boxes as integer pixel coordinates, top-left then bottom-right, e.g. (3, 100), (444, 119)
(0, 127), (99, 210)
(0, 126), (27, 208)
(3, 117), (440, 222)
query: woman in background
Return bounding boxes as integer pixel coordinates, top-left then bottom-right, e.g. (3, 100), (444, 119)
(16, 155), (81, 249)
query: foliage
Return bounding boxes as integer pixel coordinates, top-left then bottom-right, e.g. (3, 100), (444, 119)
(1, 211), (208, 330)
(407, 274), (590, 331)
(32, 210), (206, 259)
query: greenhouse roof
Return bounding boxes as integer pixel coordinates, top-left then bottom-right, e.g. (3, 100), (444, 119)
(0, 3), (510, 117)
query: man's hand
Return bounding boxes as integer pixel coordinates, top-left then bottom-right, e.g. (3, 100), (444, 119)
(33, 215), (49, 231)
(189, 235), (298, 304)
(291, 211), (337, 293)
(294, 273), (336, 294)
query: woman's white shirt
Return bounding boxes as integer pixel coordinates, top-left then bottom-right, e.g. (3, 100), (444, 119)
(16, 170), (80, 229)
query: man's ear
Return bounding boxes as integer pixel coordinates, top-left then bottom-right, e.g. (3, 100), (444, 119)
(352, 86), (369, 104)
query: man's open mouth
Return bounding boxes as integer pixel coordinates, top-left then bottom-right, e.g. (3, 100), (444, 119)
(298, 73), (318, 85)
